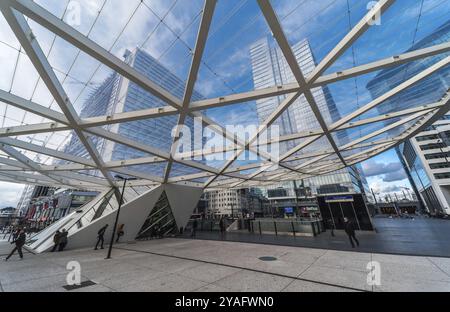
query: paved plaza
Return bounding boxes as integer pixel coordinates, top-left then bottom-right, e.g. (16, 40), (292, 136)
(182, 218), (450, 258)
(1, 238), (450, 292)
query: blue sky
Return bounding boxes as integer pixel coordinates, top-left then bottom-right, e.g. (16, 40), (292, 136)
(0, 0), (449, 207)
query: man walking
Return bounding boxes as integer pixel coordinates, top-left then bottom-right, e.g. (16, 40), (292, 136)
(58, 229), (68, 251)
(5, 229), (26, 261)
(95, 224), (108, 250)
(116, 224), (125, 243)
(51, 230), (61, 252)
(344, 217), (360, 248)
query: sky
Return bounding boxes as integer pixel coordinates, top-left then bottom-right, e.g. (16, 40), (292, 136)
(0, 0), (449, 207)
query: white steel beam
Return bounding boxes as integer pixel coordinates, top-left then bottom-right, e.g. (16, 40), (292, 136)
(7, 0), (182, 110)
(257, 0), (346, 167)
(307, 0), (395, 83)
(0, 6), (118, 192)
(164, 0), (217, 183)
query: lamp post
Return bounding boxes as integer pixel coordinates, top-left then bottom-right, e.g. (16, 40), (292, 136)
(106, 175), (137, 259)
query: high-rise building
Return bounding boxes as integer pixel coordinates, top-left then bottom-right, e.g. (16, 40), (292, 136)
(61, 48), (205, 177)
(205, 188), (265, 216)
(249, 37), (369, 205)
(367, 20), (450, 215)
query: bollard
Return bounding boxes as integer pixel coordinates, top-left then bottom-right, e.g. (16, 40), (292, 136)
(274, 221), (278, 236)
(259, 221), (262, 236)
(291, 221), (296, 238)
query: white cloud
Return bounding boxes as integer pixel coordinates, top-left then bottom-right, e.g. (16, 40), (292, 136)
(362, 159), (407, 182)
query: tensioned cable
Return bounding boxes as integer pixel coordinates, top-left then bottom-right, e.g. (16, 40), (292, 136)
(346, 0), (361, 153)
(27, 1), (107, 165)
(398, 0), (426, 88)
(227, 0), (354, 94)
(138, 0), (179, 50)
(138, 0), (237, 94)
(1, 0), (448, 183)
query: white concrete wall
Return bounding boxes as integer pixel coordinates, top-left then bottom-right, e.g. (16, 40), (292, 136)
(48, 184), (203, 252)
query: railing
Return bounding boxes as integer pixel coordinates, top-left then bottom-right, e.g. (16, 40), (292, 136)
(184, 218), (324, 238)
(250, 219), (324, 237)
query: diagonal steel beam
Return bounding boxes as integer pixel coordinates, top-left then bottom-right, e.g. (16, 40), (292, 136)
(0, 5), (119, 193)
(164, 0), (217, 183)
(188, 41), (450, 113)
(257, 0), (346, 167)
(307, 0), (395, 83)
(7, 0), (182, 110)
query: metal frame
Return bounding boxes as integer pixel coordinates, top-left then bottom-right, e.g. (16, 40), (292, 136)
(0, 0), (449, 193)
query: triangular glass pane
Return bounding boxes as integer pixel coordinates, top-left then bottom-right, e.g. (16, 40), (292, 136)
(195, 0), (282, 99)
(136, 191), (178, 240)
(326, 1), (450, 74)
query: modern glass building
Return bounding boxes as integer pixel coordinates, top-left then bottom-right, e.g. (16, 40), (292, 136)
(249, 37), (370, 205)
(367, 19), (450, 215)
(61, 48), (205, 177)
(367, 20), (450, 117)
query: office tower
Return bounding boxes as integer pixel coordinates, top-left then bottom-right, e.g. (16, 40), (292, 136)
(62, 48), (205, 177)
(367, 20), (450, 215)
(249, 37), (369, 204)
(17, 48), (205, 209)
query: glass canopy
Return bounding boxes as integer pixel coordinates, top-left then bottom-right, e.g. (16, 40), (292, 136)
(0, 0), (449, 192)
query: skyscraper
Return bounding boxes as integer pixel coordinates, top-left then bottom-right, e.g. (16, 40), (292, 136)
(17, 48), (206, 211)
(367, 20), (450, 215)
(249, 37), (369, 204)
(62, 48), (205, 178)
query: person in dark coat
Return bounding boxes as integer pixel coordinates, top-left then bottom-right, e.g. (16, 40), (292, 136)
(116, 224), (125, 243)
(344, 217), (359, 248)
(219, 217), (226, 239)
(51, 230), (61, 252)
(327, 218), (335, 237)
(95, 224), (108, 250)
(5, 229), (26, 261)
(191, 219), (198, 238)
(58, 229), (68, 251)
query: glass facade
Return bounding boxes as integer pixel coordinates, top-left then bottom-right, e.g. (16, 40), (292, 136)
(60, 48), (204, 177)
(368, 19), (450, 214)
(367, 20), (450, 116)
(249, 36), (367, 199)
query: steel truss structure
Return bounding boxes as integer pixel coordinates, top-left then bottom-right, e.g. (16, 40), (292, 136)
(0, 0), (449, 199)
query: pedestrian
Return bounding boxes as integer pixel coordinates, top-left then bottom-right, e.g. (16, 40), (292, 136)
(12, 228), (19, 241)
(58, 229), (68, 251)
(116, 224), (124, 243)
(191, 218), (198, 238)
(51, 230), (61, 252)
(5, 229), (26, 261)
(328, 218), (335, 237)
(343, 217), (359, 248)
(95, 224), (108, 250)
(219, 216), (226, 239)
(152, 223), (160, 239)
